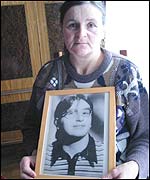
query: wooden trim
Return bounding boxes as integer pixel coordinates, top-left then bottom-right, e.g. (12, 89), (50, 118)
(44, 1), (64, 4)
(1, 88), (32, 96)
(1, 1), (25, 6)
(1, 130), (23, 145)
(120, 50), (127, 56)
(25, 1), (42, 76)
(35, 1), (50, 65)
(1, 77), (34, 92)
(109, 87), (116, 171)
(1, 91), (32, 104)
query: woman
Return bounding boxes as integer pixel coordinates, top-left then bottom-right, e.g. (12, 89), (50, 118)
(20, 1), (149, 179)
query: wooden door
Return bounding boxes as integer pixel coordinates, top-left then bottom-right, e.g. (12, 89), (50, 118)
(1, 1), (42, 104)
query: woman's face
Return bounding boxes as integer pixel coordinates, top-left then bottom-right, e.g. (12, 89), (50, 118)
(61, 99), (92, 137)
(62, 4), (104, 57)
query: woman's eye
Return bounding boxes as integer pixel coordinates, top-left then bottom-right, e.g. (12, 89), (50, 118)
(88, 22), (97, 28)
(67, 23), (78, 30)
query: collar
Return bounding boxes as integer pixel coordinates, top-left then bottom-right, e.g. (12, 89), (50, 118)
(51, 135), (97, 167)
(63, 48), (112, 83)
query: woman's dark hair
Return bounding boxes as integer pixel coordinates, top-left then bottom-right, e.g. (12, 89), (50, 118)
(54, 94), (93, 127)
(59, 1), (106, 25)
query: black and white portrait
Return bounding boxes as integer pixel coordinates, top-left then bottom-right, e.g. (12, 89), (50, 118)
(38, 90), (112, 177)
(38, 89), (113, 179)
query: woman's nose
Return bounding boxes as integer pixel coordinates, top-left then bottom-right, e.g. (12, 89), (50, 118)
(76, 25), (87, 39)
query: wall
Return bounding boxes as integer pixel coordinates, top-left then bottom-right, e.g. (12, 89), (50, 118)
(105, 1), (149, 93)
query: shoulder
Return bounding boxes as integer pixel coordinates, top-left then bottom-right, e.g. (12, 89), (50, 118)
(104, 50), (141, 85)
(111, 51), (138, 73)
(102, 49), (139, 80)
(106, 49), (138, 70)
(37, 56), (64, 79)
(34, 56), (65, 88)
(103, 48), (137, 68)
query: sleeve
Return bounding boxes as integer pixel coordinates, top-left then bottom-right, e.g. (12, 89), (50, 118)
(21, 81), (45, 156)
(21, 61), (55, 155)
(125, 74), (149, 179)
(116, 60), (149, 178)
(21, 58), (64, 156)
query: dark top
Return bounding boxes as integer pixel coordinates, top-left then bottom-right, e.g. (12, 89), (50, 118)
(22, 49), (149, 178)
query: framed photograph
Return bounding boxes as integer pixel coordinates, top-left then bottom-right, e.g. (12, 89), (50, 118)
(35, 87), (116, 179)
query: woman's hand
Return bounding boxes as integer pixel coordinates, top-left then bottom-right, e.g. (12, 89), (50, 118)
(102, 161), (139, 179)
(20, 155), (36, 179)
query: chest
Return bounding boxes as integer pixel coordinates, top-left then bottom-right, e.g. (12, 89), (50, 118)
(43, 156), (103, 178)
